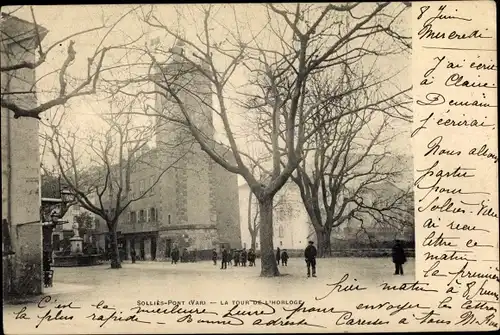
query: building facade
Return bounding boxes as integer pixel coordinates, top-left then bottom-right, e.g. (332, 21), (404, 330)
(238, 182), (311, 251)
(1, 13), (48, 296)
(93, 41), (241, 260)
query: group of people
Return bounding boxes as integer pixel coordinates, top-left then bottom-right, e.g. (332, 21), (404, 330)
(129, 239), (407, 278)
(214, 247), (257, 269)
(275, 247), (289, 266)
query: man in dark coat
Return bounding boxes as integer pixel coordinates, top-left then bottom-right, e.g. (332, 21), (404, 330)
(171, 247), (180, 264)
(392, 240), (407, 275)
(234, 249), (240, 266)
(304, 241), (317, 277)
(240, 248), (247, 267)
(221, 246), (228, 270)
(281, 249), (289, 266)
(212, 248), (218, 266)
(248, 249), (256, 266)
(276, 247), (281, 265)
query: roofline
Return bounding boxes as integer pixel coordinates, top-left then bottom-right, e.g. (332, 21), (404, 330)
(1, 12), (49, 45)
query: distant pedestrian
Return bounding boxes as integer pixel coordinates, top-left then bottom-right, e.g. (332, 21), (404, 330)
(221, 246), (228, 270)
(281, 249), (289, 266)
(171, 247), (179, 264)
(304, 241), (317, 277)
(248, 249), (256, 266)
(392, 240), (407, 275)
(130, 248), (137, 264)
(227, 250), (233, 266)
(240, 248), (247, 267)
(276, 247), (281, 265)
(212, 248), (218, 265)
(234, 250), (240, 267)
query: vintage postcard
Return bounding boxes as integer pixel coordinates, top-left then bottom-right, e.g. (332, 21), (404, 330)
(1, 2), (498, 333)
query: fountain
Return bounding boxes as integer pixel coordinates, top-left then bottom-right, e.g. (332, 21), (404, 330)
(69, 224), (84, 255)
(53, 223), (103, 267)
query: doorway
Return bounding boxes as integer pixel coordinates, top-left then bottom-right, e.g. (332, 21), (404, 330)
(140, 239), (145, 260)
(151, 236), (157, 261)
(165, 239), (172, 258)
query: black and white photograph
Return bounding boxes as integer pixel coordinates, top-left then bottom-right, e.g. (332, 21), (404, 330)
(2, 2), (497, 334)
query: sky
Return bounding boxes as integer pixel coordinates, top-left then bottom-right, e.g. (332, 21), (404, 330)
(4, 4), (413, 183)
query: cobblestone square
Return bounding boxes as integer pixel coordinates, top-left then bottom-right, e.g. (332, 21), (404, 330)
(4, 257), (415, 334)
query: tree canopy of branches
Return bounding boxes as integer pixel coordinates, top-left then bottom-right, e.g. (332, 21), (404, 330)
(42, 98), (192, 268)
(287, 61), (412, 256)
(1, 6), (141, 119)
(104, 3), (411, 276)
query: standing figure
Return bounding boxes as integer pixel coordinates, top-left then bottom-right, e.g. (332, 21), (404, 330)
(248, 249), (256, 266)
(234, 249), (240, 267)
(171, 247), (180, 264)
(221, 246), (228, 270)
(392, 240), (407, 275)
(240, 248), (247, 267)
(130, 248), (137, 264)
(304, 241), (317, 277)
(276, 247), (281, 265)
(227, 250), (233, 266)
(212, 248), (218, 265)
(281, 249), (289, 266)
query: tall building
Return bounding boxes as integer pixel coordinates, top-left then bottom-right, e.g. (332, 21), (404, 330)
(93, 40), (241, 260)
(1, 13), (48, 296)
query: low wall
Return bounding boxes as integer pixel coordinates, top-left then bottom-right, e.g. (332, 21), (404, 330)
(53, 254), (104, 267)
(254, 248), (416, 258)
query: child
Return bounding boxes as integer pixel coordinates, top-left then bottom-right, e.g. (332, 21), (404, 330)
(281, 249), (289, 266)
(212, 248), (217, 266)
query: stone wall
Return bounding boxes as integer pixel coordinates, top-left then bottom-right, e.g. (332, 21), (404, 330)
(157, 227), (218, 254)
(1, 37), (43, 296)
(213, 157), (242, 249)
(186, 149), (214, 227)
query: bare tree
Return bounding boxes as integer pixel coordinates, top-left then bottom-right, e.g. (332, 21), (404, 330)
(1, 6), (141, 119)
(105, 3), (410, 276)
(288, 67), (412, 257)
(351, 188), (414, 247)
(43, 99), (191, 268)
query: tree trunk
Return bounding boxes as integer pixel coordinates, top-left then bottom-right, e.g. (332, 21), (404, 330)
(109, 224), (121, 269)
(315, 228), (331, 258)
(248, 191), (256, 250)
(250, 234), (257, 251)
(258, 197), (280, 277)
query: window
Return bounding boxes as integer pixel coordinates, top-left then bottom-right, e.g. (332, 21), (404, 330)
(168, 214), (171, 225)
(278, 225), (284, 238)
(149, 176), (155, 196)
(130, 211), (137, 224)
(255, 243), (259, 249)
(139, 179), (145, 194)
(280, 241), (283, 246)
(149, 208), (157, 222)
(139, 210), (145, 222)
